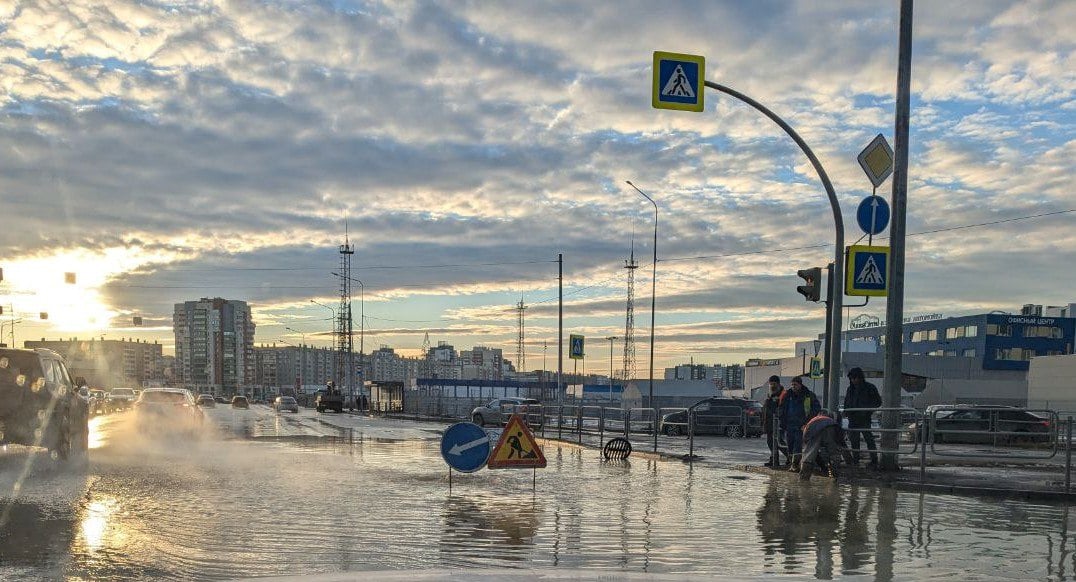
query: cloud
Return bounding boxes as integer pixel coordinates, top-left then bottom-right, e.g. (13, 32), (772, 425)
(0, 0), (1072, 369)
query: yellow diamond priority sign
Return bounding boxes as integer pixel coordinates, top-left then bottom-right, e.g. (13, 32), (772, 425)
(487, 414), (547, 469)
(857, 134), (894, 188)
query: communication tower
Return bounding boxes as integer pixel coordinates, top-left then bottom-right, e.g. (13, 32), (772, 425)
(337, 229), (355, 400)
(516, 296), (526, 376)
(623, 239), (638, 382)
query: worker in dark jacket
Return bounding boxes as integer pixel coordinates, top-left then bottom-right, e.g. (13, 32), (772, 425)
(778, 376), (820, 472)
(761, 376), (786, 467)
(843, 367), (882, 469)
(799, 411), (854, 481)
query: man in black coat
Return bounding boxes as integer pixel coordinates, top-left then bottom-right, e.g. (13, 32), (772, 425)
(761, 375), (786, 467)
(842, 367), (881, 468)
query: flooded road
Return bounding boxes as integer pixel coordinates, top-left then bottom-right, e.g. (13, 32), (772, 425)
(2, 406), (1075, 580)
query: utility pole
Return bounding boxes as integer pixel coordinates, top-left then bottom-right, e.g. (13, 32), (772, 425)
(605, 336), (618, 401)
(557, 253), (563, 404)
(882, 0), (914, 471)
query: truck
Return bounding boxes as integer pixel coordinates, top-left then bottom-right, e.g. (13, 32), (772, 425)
(0, 348), (90, 460)
(315, 381), (344, 413)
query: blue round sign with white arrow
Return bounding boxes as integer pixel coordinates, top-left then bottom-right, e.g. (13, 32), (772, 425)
(856, 195), (891, 235)
(441, 422), (492, 473)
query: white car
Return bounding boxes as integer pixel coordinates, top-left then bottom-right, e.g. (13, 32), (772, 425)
(133, 388), (205, 436)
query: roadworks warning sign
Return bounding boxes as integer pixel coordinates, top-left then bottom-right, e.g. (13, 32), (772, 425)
(487, 414), (547, 469)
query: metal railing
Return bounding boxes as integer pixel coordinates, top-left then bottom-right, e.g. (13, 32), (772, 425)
(926, 406), (1060, 460)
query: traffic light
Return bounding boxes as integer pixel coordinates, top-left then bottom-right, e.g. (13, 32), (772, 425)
(797, 267), (822, 302)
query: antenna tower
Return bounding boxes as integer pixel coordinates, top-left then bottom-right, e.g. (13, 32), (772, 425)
(623, 237), (638, 382)
(421, 332), (431, 378)
(516, 296), (526, 376)
(337, 225), (355, 400)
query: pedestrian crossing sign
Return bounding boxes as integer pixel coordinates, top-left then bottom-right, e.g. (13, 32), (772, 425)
(846, 245), (889, 297)
(652, 51), (705, 112)
(487, 414), (547, 469)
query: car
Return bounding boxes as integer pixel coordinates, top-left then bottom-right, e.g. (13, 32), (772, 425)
(215, 396), (227, 404)
(0, 348), (90, 460)
(231, 395), (249, 409)
(660, 397), (764, 438)
(471, 397), (542, 427)
(107, 387), (138, 411)
(273, 396), (300, 413)
(133, 388), (204, 436)
(907, 405), (1053, 445)
(196, 394), (217, 408)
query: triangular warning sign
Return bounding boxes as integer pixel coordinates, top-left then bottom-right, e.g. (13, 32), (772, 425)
(661, 64), (695, 98)
(856, 255), (884, 285)
(487, 414), (547, 469)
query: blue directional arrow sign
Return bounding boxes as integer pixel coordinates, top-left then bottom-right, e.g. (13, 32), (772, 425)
(441, 422), (491, 473)
(856, 195), (890, 235)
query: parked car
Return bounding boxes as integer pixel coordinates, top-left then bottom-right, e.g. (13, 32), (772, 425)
(215, 396), (227, 404)
(471, 398), (542, 427)
(907, 405), (1053, 445)
(660, 397), (763, 437)
(196, 394), (216, 408)
(231, 396), (249, 409)
(273, 396), (300, 413)
(107, 387), (138, 411)
(132, 388), (204, 437)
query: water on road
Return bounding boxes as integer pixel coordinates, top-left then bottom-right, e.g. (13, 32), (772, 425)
(2, 407), (1075, 580)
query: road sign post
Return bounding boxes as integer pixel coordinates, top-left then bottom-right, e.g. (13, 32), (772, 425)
(846, 245), (890, 297)
(488, 414), (547, 469)
(440, 422), (492, 474)
(652, 52), (705, 112)
(856, 195), (891, 236)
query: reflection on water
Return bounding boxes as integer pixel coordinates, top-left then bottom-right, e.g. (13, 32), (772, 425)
(2, 413), (1076, 580)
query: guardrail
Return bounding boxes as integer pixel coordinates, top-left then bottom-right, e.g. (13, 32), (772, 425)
(926, 406), (1059, 460)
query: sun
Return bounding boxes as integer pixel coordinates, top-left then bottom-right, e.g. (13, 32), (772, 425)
(0, 247), (168, 334)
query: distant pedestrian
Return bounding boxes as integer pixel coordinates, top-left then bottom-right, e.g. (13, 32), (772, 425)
(778, 376), (820, 472)
(843, 367), (882, 469)
(761, 375), (786, 467)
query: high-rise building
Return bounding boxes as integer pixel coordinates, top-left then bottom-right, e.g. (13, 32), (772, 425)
(174, 298), (255, 396)
(459, 345), (504, 380)
(370, 346), (423, 384)
(254, 344), (335, 395)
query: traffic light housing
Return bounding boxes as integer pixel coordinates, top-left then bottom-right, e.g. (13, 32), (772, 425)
(797, 267), (822, 302)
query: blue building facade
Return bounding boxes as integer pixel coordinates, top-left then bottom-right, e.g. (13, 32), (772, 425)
(842, 313), (1075, 371)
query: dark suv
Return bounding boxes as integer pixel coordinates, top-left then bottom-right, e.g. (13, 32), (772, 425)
(660, 397), (763, 437)
(0, 348), (90, 459)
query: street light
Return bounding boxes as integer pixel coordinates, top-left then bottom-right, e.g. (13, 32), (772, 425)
(626, 180), (658, 452)
(284, 326), (306, 391)
(605, 336), (618, 401)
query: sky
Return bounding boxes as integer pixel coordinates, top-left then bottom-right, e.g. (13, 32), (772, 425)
(0, 0), (1073, 375)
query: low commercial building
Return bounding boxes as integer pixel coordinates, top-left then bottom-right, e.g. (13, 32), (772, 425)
(23, 337), (165, 389)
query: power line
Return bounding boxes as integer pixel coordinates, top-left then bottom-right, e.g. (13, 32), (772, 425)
(157, 259), (556, 272)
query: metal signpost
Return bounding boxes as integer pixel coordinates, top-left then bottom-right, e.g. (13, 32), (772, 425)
(651, 49), (846, 407)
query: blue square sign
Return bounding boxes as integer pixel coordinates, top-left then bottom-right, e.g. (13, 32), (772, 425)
(846, 245), (889, 297)
(653, 51), (705, 112)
